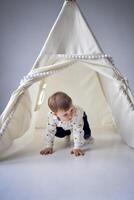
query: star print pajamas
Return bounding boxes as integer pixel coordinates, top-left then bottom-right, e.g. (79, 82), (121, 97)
(45, 105), (91, 149)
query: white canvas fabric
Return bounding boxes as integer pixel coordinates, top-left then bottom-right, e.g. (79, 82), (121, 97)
(0, 0), (134, 158)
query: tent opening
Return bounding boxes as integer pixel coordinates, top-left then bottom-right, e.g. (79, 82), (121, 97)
(33, 61), (117, 133)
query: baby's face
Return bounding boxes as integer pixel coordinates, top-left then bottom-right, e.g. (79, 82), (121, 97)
(55, 106), (75, 122)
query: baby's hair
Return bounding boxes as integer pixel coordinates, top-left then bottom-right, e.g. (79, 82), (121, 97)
(48, 91), (72, 113)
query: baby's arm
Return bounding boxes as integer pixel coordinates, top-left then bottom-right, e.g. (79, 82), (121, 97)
(71, 121), (85, 156)
(40, 113), (57, 155)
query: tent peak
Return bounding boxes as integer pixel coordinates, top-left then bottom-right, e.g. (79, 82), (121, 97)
(65, 0), (76, 3)
(65, 0), (76, 1)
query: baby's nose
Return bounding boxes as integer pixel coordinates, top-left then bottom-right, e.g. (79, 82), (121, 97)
(69, 114), (73, 119)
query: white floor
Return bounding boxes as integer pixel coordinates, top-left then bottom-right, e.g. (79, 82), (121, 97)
(0, 130), (134, 200)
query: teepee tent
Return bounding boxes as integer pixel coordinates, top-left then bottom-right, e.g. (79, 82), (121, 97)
(0, 0), (134, 157)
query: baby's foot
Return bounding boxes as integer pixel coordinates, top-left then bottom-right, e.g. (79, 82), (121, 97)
(65, 135), (71, 143)
(85, 136), (95, 144)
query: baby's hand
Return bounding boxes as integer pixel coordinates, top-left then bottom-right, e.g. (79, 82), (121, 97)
(70, 148), (85, 156)
(40, 148), (53, 155)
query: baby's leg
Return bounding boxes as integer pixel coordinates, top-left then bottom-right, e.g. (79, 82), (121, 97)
(83, 113), (95, 144)
(55, 127), (71, 138)
(83, 112), (91, 139)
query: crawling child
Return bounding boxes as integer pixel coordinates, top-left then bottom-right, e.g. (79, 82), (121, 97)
(40, 91), (94, 157)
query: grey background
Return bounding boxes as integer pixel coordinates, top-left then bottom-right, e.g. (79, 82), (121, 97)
(0, 0), (134, 114)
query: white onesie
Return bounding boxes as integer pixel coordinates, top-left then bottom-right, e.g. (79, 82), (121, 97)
(45, 105), (85, 149)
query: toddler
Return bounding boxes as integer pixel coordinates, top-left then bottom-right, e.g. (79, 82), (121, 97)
(40, 91), (94, 157)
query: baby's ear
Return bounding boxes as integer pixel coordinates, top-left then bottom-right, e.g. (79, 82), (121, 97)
(53, 112), (57, 116)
